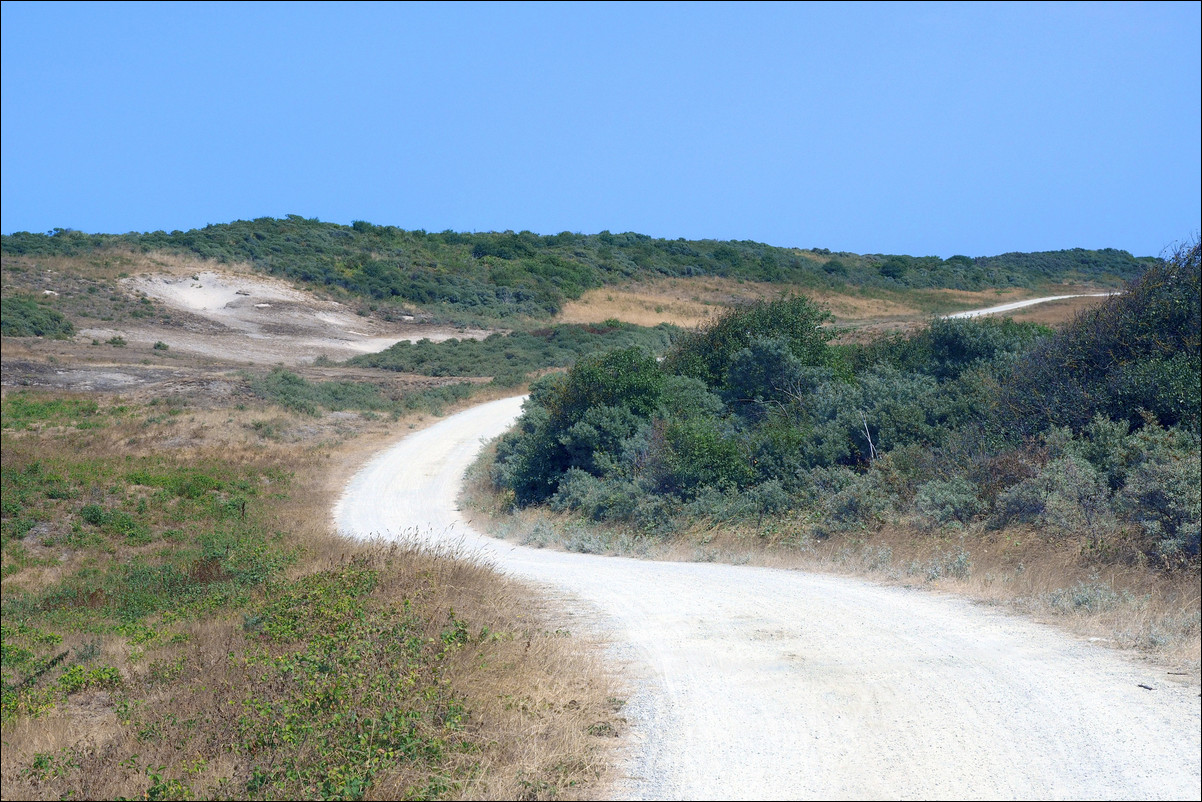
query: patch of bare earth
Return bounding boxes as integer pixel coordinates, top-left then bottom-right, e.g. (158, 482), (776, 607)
(4, 250), (497, 366)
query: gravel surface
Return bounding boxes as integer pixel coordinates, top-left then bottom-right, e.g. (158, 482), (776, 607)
(334, 397), (1202, 801)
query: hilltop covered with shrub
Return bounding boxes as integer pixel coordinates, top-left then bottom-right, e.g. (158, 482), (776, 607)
(491, 242), (1201, 569)
(2, 216), (1155, 325)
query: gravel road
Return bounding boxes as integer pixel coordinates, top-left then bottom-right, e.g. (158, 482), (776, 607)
(333, 397), (1201, 800)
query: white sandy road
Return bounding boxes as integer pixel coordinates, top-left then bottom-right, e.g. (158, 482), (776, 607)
(334, 396), (1201, 801)
(946, 294), (1115, 319)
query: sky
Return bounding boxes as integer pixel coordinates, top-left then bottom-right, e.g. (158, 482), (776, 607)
(2, 1), (1199, 258)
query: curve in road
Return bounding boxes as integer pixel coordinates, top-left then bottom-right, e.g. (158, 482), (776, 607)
(334, 397), (1200, 801)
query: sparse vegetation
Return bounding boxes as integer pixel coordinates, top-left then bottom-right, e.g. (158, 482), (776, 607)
(1, 392), (620, 800)
(245, 367), (481, 417)
(2, 218), (1196, 798)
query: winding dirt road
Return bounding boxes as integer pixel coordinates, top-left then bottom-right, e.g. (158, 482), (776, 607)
(334, 397), (1201, 800)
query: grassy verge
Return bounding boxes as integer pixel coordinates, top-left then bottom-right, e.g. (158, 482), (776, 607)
(1, 391), (622, 800)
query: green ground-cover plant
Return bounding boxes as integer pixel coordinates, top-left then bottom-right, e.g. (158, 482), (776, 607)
(2, 464), (288, 642)
(2, 393), (619, 800)
(2, 217), (1151, 325)
(491, 242), (1201, 568)
(245, 367), (481, 418)
(1, 393), (125, 431)
(0, 296), (75, 339)
(1, 398), (297, 721)
(151, 559), (477, 800)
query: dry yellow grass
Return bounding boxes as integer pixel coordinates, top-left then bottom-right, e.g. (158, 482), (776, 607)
(557, 278), (1114, 331)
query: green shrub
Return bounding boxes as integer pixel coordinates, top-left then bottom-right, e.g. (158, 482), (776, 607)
(823, 472), (892, 530)
(0, 297), (74, 339)
(546, 347), (665, 425)
(913, 477), (984, 528)
(491, 406), (564, 505)
(3, 219), (1148, 329)
(1117, 450), (1201, 567)
(921, 548), (972, 581)
(663, 296), (836, 390)
(659, 418), (752, 496)
(493, 348), (666, 505)
(997, 240), (1200, 435)
(849, 316), (1048, 381)
(681, 479), (792, 523)
(992, 455), (1115, 536)
(550, 470), (640, 522)
(351, 322), (675, 378)
(1047, 580), (1122, 612)
(557, 405), (644, 475)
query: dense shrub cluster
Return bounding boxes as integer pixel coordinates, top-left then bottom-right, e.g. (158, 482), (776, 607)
(0, 296), (75, 339)
(493, 244), (1201, 568)
(998, 241), (1201, 434)
(349, 321), (676, 384)
(2, 217), (1153, 325)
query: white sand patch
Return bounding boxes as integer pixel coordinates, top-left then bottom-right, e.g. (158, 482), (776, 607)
(119, 268), (497, 365)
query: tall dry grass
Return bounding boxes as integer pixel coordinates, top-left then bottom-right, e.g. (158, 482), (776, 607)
(555, 277), (1114, 331)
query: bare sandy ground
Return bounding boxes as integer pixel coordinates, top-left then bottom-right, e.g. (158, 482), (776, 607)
(87, 269), (495, 365)
(335, 397), (1202, 800)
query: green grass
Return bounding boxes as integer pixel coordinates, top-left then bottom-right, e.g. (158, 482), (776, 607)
(245, 368), (481, 417)
(1, 393), (130, 431)
(2, 394), (619, 800)
(1, 429), (296, 721)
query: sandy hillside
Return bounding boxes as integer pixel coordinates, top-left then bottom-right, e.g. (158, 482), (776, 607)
(111, 269), (494, 365)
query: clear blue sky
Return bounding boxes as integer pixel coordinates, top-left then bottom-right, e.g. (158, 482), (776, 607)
(2, 1), (1199, 258)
